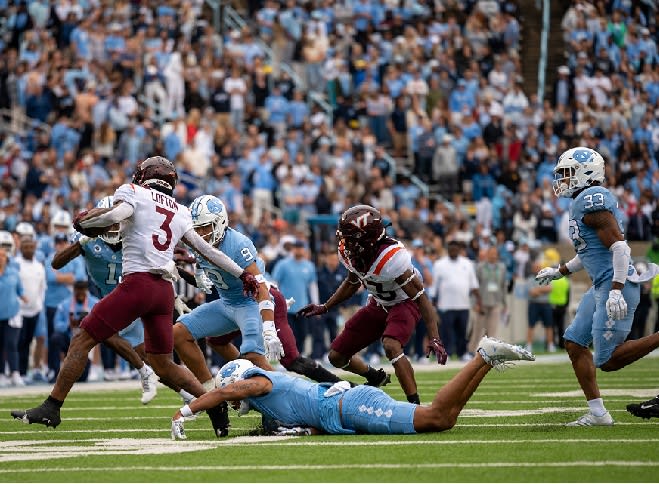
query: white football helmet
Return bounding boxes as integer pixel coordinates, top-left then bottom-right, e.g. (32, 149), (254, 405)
(553, 147), (605, 198)
(189, 195), (228, 246)
(15, 222), (36, 240)
(50, 210), (73, 236)
(215, 359), (255, 389)
(95, 196), (121, 245)
(0, 230), (15, 254)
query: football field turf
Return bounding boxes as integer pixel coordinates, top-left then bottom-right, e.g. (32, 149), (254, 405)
(0, 355), (657, 482)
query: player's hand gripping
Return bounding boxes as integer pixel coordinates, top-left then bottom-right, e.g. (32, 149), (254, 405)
(239, 271), (259, 298)
(194, 267), (213, 294)
(535, 266), (562, 286)
(297, 304), (327, 318)
(174, 296), (192, 315)
(262, 321), (284, 361)
(606, 289), (627, 320)
(426, 337), (448, 365)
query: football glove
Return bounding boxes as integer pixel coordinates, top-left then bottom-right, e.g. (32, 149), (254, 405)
(194, 267), (213, 294)
(173, 246), (195, 265)
(174, 296), (192, 315)
(297, 303), (327, 318)
(426, 337), (448, 365)
(239, 271), (259, 298)
(263, 321), (284, 361)
(606, 289), (627, 320)
(535, 266), (562, 286)
(171, 417), (187, 440)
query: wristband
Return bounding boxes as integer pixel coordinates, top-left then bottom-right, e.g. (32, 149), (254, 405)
(255, 274), (266, 283)
(258, 299), (275, 312)
(263, 320), (276, 333)
(180, 404), (193, 418)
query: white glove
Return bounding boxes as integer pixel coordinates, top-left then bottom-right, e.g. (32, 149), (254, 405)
(194, 267), (213, 294)
(174, 296), (192, 315)
(535, 266), (562, 286)
(285, 297), (295, 310)
(171, 417), (187, 440)
(274, 425), (312, 436)
(263, 320), (284, 361)
(606, 289), (627, 320)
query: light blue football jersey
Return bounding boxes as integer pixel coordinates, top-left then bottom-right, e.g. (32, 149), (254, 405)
(197, 228), (259, 305)
(569, 186), (628, 287)
(80, 238), (123, 297)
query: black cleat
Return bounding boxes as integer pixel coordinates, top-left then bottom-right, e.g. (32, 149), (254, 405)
(207, 401), (230, 437)
(365, 368), (391, 388)
(11, 401), (61, 428)
(626, 395), (659, 420)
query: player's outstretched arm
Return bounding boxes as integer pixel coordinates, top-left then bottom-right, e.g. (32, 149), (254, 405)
(51, 241), (83, 270)
(297, 271), (361, 317)
(76, 201), (134, 230)
(396, 269), (447, 365)
(173, 376), (272, 419)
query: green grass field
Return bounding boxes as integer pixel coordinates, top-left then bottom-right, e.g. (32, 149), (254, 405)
(0, 355), (658, 482)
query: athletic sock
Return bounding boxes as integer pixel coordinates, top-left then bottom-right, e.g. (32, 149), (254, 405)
(202, 378), (215, 392)
(179, 389), (194, 401)
(46, 395), (64, 408)
(587, 397), (606, 417)
(137, 365), (149, 378)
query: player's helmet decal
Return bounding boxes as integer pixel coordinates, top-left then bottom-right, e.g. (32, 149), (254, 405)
(553, 147), (605, 198)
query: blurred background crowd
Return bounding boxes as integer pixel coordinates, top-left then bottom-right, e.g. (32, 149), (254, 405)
(0, 0), (658, 386)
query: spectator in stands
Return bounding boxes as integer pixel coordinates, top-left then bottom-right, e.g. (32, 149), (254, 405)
(0, 246), (26, 386)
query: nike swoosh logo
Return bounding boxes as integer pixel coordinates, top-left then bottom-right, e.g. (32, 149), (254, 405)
(640, 404), (655, 410)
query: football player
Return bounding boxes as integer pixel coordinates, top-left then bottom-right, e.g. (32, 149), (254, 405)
(172, 195), (283, 390)
(11, 156), (259, 438)
(298, 205), (448, 404)
(51, 196), (163, 405)
(171, 338), (534, 439)
(535, 147), (659, 426)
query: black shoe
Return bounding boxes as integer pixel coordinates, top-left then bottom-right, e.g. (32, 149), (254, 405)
(207, 401), (229, 437)
(626, 396), (659, 420)
(11, 401), (61, 428)
(365, 368), (391, 388)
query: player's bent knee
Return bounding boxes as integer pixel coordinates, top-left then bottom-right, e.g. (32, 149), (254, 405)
(382, 338), (403, 358)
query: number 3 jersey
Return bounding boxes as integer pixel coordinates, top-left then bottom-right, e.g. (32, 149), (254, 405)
(196, 227), (259, 305)
(338, 239), (420, 307)
(569, 186), (626, 286)
(114, 183), (193, 276)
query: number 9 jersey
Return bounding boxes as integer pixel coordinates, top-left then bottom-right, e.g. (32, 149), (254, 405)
(338, 239), (421, 307)
(113, 183), (193, 275)
(569, 185), (626, 286)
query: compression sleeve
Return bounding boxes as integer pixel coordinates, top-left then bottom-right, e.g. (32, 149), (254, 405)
(565, 254), (584, 274)
(610, 240), (630, 285)
(183, 229), (243, 277)
(80, 202), (134, 228)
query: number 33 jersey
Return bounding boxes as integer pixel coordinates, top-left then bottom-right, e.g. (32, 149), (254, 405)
(569, 186), (625, 286)
(114, 183), (193, 275)
(338, 240), (420, 307)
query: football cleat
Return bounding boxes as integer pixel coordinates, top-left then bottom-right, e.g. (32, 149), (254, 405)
(171, 417), (187, 440)
(207, 401), (230, 437)
(11, 401), (61, 428)
(140, 366), (158, 405)
(626, 395), (659, 420)
(566, 411), (614, 426)
(478, 336), (535, 371)
(365, 368), (391, 388)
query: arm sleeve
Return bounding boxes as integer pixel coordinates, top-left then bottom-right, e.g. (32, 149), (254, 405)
(565, 254), (583, 273)
(80, 202), (134, 228)
(610, 240), (631, 284)
(183, 229), (243, 278)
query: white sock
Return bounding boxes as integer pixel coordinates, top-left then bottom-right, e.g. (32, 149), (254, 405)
(137, 365), (149, 378)
(202, 378), (215, 392)
(179, 389), (194, 400)
(587, 398), (607, 417)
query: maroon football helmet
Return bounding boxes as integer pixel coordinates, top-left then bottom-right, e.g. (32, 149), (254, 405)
(337, 205), (386, 272)
(132, 156), (178, 194)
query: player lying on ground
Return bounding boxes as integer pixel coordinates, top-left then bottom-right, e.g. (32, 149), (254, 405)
(171, 337), (534, 439)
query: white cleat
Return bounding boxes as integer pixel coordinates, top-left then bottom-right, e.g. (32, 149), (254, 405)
(140, 366), (158, 405)
(566, 411), (614, 427)
(171, 417), (187, 440)
(477, 336), (535, 371)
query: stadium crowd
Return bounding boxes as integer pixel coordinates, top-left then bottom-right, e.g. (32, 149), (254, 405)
(0, 0), (658, 386)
